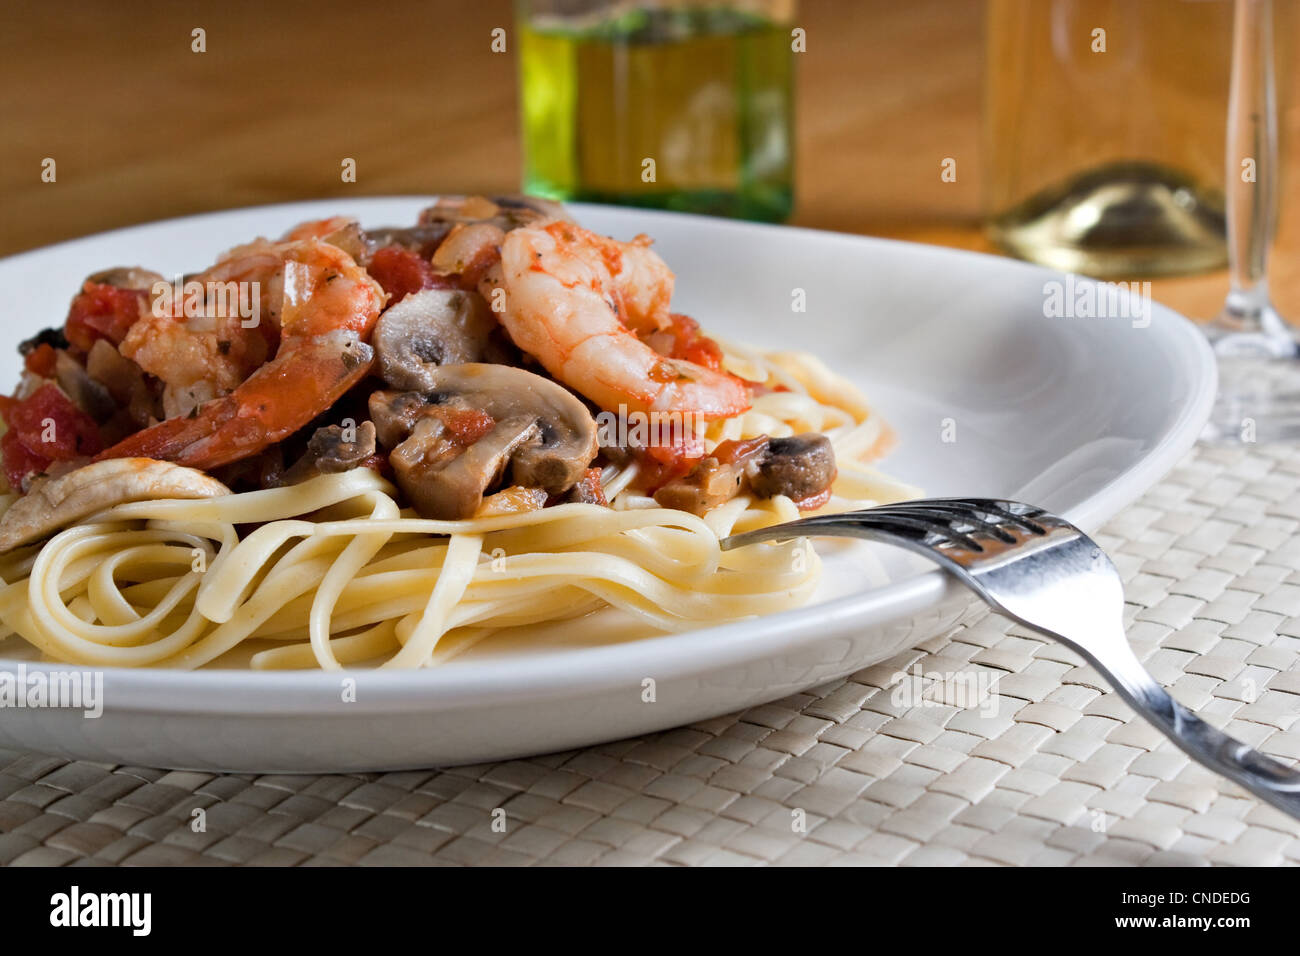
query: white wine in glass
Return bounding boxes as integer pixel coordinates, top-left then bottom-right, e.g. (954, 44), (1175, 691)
(985, 0), (1232, 278)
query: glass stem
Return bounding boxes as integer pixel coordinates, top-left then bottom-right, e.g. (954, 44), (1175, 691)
(1219, 0), (1288, 338)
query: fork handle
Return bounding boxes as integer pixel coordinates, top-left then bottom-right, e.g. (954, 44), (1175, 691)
(722, 508), (1300, 820)
(1065, 640), (1300, 820)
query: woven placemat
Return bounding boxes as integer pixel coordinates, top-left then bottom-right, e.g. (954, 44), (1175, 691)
(2, 442), (1299, 866)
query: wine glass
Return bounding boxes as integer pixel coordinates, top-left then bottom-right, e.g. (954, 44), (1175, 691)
(1201, 0), (1300, 443)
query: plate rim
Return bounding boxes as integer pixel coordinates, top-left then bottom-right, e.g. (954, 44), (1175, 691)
(0, 197), (1218, 712)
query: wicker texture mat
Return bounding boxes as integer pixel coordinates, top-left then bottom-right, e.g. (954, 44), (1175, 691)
(2, 443), (1299, 866)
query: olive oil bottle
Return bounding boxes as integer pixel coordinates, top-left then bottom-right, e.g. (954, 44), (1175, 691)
(518, 1), (795, 222)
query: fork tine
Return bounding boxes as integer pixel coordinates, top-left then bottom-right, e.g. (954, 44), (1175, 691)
(883, 498), (1049, 536)
(720, 508), (988, 553)
(845, 511), (989, 550)
(719, 498), (1056, 554)
(860, 503), (1018, 544)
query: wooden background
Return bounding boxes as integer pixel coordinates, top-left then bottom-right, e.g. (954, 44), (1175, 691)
(1, 0), (1297, 320)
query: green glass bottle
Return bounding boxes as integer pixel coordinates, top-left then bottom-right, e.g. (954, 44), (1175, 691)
(517, 0), (797, 222)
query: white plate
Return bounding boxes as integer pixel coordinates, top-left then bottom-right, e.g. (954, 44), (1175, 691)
(0, 199), (1215, 772)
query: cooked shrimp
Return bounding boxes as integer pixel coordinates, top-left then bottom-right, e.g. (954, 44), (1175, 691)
(489, 221), (749, 420)
(424, 196), (574, 288)
(120, 257), (275, 420)
(280, 217), (367, 262)
(98, 238), (385, 470)
(281, 216), (357, 242)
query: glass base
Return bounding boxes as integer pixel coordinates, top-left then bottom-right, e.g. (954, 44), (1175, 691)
(989, 161), (1228, 279)
(1201, 307), (1300, 444)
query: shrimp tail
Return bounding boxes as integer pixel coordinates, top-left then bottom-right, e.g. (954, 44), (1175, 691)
(98, 334), (374, 470)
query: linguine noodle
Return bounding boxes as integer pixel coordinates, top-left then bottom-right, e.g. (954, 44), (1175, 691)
(0, 345), (918, 670)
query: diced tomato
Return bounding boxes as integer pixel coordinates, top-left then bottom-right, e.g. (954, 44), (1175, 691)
(3, 384), (103, 457)
(1, 431), (49, 490)
(427, 405), (495, 446)
(357, 453), (394, 480)
(630, 420), (709, 493)
(22, 343), (57, 378)
(571, 467), (608, 507)
(0, 384), (103, 489)
(64, 282), (147, 353)
(646, 415), (706, 461)
(712, 436), (769, 467)
(368, 245), (440, 305)
(634, 451), (698, 494)
(661, 314), (725, 373)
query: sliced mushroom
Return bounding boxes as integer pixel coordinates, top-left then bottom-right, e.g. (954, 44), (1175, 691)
(86, 266), (166, 291)
(283, 421), (377, 484)
(360, 196), (569, 265)
(372, 288), (494, 391)
(652, 435), (838, 516)
(86, 339), (161, 429)
(417, 194), (573, 231)
(54, 350), (116, 423)
(361, 222), (454, 260)
(0, 458), (230, 552)
(651, 437), (767, 516)
(369, 390), (430, 449)
(492, 194), (574, 226)
(452, 367), (598, 493)
(369, 364), (599, 519)
(653, 458), (750, 516)
(391, 413), (540, 519)
(748, 434), (837, 501)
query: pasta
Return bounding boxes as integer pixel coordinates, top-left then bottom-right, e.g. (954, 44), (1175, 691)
(0, 198), (918, 670)
(0, 347), (916, 669)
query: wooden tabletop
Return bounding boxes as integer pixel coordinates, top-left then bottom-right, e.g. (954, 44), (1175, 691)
(1, 0), (1296, 322)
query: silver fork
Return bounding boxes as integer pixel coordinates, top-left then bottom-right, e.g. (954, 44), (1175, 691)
(721, 498), (1300, 821)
